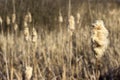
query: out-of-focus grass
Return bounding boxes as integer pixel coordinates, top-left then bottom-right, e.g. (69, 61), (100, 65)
(0, 2), (120, 80)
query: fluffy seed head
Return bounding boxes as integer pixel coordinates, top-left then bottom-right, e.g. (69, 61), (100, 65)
(27, 12), (32, 23)
(76, 13), (80, 24)
(92, 20), (109, 40)
(24, 12), (32, 23)
(23, 21), (28, 28)
(92, 20), (108, 32)
(13, 23), (18, 31)
(25, 66), (33, 80)
(59, 12), (63, 23)
(31, 27), (37, 43)
(0, 16), (3, 24)
(68, 15), (75, 36)
(94, 46), (106, 59)
(12, 13), (16, 24)
(24, 15), (29, 23)
(24, 27), (29, 41)
(6, 16), (11, 25)
(91, 20), (109, 59)
(68, 15), (75, 30)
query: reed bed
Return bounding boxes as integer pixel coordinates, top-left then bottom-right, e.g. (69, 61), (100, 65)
(0, 1), (120, 80)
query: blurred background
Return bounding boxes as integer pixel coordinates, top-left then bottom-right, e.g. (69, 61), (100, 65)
(0, 0), (120, 31)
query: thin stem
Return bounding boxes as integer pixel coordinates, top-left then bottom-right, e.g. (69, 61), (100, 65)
(5, 50), (10, 80)
(12, 0), (16, 13)
(68, 0), (71, 17)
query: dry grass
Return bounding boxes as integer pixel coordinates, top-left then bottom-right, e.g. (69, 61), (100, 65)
(0, 2), (120, 80)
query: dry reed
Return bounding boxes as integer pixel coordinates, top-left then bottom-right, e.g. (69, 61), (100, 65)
(13, 23), (18, 31)
(25, 66), (33, 80)
(12, 13), (16, 24)
(6, 16), (11, 25)
(0, 16), (3, 25)
(24, 27), (30, 41)
(76, 13), (80, 24)
(91, 20), (109, 59)
(24, 12), (32, 23)
(0, 2), (119, 80)
(59, 12), (63, 23)
(27, 12), (32, 23)
(68, 15), (75, 36)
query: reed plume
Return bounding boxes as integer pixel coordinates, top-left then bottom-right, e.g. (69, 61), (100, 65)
(12, 13), (16, 24)
(27, 11), (32, 23)
(31, 27), (37, 43)
(24, 27), (30, 41)
(59, 11), (63, 23)
(24, 11), (32, 23)
(0, 16), (3, 25)
(68, 15), (75, 36)
(6, 16), (11, 25)
(76, 13), (80, 24)
(91, 20), (109, 59)
(25, 66), (33, 80)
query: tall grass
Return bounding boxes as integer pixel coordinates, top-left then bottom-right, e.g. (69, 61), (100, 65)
(0, 1), (120, 80)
